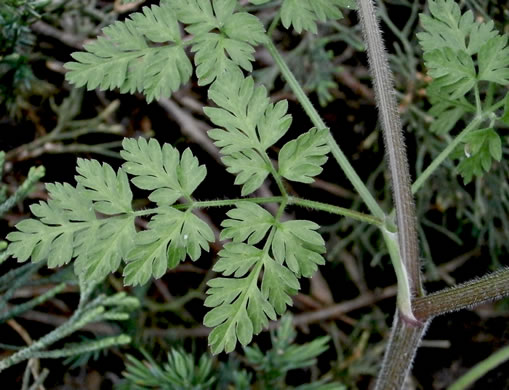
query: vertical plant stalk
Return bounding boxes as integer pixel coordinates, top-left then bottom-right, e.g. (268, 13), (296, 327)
(357, 0), (421, 298)
(375, 313), (429, 390)
(356, 1), (426, 389)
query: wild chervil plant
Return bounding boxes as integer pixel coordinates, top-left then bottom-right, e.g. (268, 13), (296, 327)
(5, 0), (509, 388)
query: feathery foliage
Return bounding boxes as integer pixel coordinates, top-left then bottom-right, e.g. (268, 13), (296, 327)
(7, 138), (214, 286)
(65, 0), (266, 101)
(418, 0), (509, 183)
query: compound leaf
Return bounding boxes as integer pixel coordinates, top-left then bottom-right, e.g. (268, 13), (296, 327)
(121, 138), (206, 205)
(220, 202), (274, 244)
(418, 0), (509, 98)
(204, 247), (278, 354)
(417, 0), (498, 55)
(170, 0), (265, 85)
(278, 128), (330, 183)
(281, 0), (355, 34)
(124, 207), (214, 286)
(205, 71), (291, 194)
(65, 2), (192, 102)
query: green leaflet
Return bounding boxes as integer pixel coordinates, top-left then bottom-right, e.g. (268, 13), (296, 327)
(7, 168), (136, 281)
(75, 158), (133, 215)
(121, 137), (207, 205)
(272, 220), (326, 277)
(124, 207), (214, 286)
(418, 0), (509, 98)
(418, 0), (498, 55)
(204, 200), (326, 353)
(280, 0), (355, 34)
(457, 128), (502, 184)
(422, 47), (475, 99)
(65, 2), (192, 103)
(204, 245), (299, 354)
(220, 202), (274, 245)
(205, 70), (291, 195)
(278, 128), (330, 183)
(169, 0), (266, 85)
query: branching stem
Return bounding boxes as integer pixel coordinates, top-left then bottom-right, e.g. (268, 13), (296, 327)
(133, 196), (383, 226)
(264, 38), (385, 220)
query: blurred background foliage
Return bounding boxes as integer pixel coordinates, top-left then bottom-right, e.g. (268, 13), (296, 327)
(0, 0), (508, 388)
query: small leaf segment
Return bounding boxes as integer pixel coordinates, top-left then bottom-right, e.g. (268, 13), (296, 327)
(417, 0), (509, 183)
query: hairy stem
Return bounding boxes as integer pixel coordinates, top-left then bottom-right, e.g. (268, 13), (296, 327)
(413, 267), (509, 320)
(287, 196), (383, 226)
(375, 313), (429, 390)
(357, 0), (420, 296)
(134, 196), (383, 226)
(264, 38), (385, 220)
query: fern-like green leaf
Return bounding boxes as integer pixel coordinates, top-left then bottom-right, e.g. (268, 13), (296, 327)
(418, 0), (509, 98)
(124, 207), (214, 286)
(417, 0), (498, 55)
(204, 245), (300, 354)
(7, 173), (136, 282)
(261, 256), (299, 314)
(65, 2), (192, 102)
(272, 220), (326, 278)
(204, 243), (296, 354)
(457, 128), (502, 184)
(280, 0), (355, 34)
(121, 137), (207, 204)
(170, 0), (266, 85)
(220, 202), (274, 245)
(278, 128), (330, 183)
(205, 71), (291, 194)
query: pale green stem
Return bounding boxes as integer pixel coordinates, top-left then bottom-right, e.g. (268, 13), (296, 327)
(474, 84), (482, 116)
(287, 196), (383, 226)
(381, 229), (417, 324)
(134, 196), (382, 226)
(448, 344), (509, 390)
(411, 116), (483, 194)
(264, 38), (385, 220)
